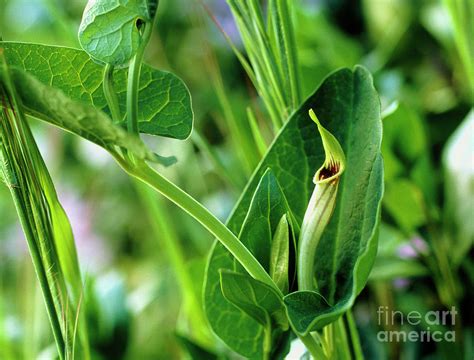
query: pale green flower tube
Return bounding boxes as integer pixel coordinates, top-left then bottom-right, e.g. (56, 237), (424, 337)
(297, 109), (346, 291)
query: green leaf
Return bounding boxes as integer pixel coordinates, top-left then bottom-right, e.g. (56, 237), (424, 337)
(270, 214), (290, 294)
(79, 0), (150, 66)
(237, 169), (294, 272)
(220, 270), (288, 330)
(0, 66), (174, 165)
(204, 66), (383, 351)
(1, 42), (193, 140)
(205, 169), (294, 358)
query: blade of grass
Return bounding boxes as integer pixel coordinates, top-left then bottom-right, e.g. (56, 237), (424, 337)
(0, 53), (89, 359)
(246, 107), (268, 157)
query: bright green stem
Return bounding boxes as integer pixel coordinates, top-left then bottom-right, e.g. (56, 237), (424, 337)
(127, 22), (153, 135)
(299, 333), (328, 360)
(263, 320), (272, 360)
(297, 182), (338, 291)
(346, 310), (364, 360)
(333, 318), (352, 359)
(103, 64), (122, 123)
(125, 162), (279, 292)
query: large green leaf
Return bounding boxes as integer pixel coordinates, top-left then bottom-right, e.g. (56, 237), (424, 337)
(0, 42), (193, 140)
(204, 66), (383, 355)
(79, 0), (150, 66)
(0, 66), (173, 164)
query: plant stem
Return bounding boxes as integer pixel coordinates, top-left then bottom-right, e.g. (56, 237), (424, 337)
(334, 318), (352, 360)
(127, 22), (153, 135)
(346, 310), (364, 360)
(126, 162), (279, 291)
(299, 333), (328, 360)
(103, 64), (122, 123)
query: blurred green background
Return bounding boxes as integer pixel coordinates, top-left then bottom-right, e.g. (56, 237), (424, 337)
(0, 0), (472, 359)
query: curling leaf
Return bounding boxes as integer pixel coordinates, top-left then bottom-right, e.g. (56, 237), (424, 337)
(79, 0), (150, 66)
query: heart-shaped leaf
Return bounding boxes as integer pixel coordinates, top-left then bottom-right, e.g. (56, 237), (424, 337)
(0, 42), (193, 140)
(204, 66), (383, 356)
(79, 0), (150, 66)
(0, 66), (174, 165)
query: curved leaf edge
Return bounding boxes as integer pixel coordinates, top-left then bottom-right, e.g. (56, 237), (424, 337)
(0, 41), (194, 140)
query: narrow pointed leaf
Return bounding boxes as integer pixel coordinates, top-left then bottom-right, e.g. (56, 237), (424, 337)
(270, 214), (290, 294)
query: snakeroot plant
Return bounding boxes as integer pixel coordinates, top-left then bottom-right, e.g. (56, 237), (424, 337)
(0, 0), (383, 358)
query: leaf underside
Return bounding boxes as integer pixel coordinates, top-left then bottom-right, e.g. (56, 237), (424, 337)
(79, 0), (149, 66)
(204, 66), (383, 356)
(0, 66), (159, 163)
(0, 42), (193, 140)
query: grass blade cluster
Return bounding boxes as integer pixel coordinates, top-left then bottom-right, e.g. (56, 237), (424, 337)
(0, 53), (89, 360)
(225, 0), (301, 130)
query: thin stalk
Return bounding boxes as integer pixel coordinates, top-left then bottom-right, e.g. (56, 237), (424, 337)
(299, 333), (328, 360)
(263, 320), (272, 360)
(125, 161), (277, 290)
(334, 318), (352, 360)
(127, 22), (153, 135)
(246, 107), (268, 157)
(275, 0), (301, 108)
(346, 310), (364, 360)
(103, 64), (122, 123)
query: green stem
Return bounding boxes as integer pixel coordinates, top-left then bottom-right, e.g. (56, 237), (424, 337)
(263, 320), (272, 360)
(125, 162), (278, 291)
(334, 318), (352, 360)
(103, 64), (122, 123)
(299, 333), (328, 360)
(127, 22), (153, 135)
(346, 310), (364, 360)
